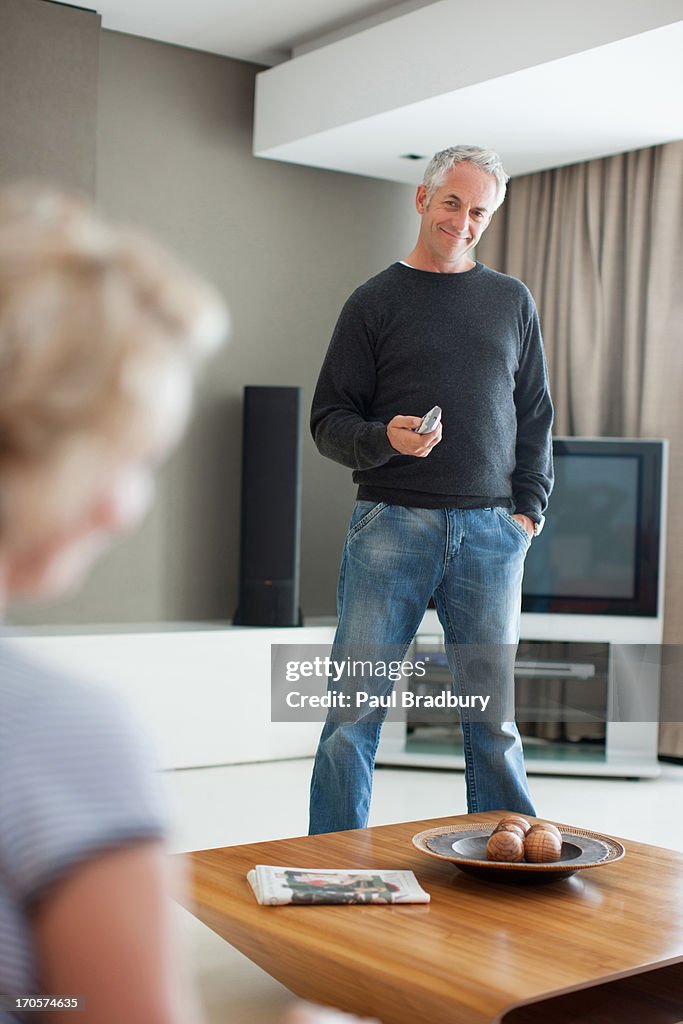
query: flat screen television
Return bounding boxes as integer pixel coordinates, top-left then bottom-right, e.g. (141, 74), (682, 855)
(522, 438), (665, 617)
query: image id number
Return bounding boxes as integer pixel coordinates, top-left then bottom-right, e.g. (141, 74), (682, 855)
(0, 996), (82, 1011)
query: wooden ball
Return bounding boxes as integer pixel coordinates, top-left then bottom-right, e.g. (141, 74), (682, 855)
(524, 829), (563, 863)
(497, 815), (531, 835)
(487, 830), (525, 862)
(527, 822), (562, 841)
(493, 822), (526, 841)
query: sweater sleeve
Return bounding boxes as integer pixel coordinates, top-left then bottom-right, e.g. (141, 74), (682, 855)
(310, 292), (397, 471)
(512, 292), (554, 522)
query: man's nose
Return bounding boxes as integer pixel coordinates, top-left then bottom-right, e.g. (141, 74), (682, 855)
(450, 208), (469, 234)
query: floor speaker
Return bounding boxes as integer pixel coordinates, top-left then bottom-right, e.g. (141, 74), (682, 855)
(234, 386), (302, 626)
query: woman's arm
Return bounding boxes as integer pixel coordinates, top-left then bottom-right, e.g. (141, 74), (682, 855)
(32, 840), (200, 1024)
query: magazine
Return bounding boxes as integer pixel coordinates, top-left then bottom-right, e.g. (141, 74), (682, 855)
(247, 865), (430, 905)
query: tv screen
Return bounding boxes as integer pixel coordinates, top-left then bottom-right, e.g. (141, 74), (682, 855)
(522, 438), (664, 617)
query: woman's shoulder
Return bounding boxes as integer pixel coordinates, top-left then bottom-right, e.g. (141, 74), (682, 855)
(0, 640), (167, 907)
(0, 639), (146, 756)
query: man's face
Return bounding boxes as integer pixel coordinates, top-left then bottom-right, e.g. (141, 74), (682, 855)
(415, 161), (498, 269)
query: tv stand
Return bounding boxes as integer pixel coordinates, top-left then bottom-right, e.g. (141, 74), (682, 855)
(514, 659), (596, 679)
(376, 611), (662, 779)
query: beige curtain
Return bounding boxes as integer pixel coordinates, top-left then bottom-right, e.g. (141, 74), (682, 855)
(476, 141), (683, 754)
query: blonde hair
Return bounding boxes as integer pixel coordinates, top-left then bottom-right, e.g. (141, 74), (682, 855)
(0, 185), (229, 471)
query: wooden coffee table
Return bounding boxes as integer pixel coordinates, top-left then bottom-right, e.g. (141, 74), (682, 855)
(178, 812), (683, 1023)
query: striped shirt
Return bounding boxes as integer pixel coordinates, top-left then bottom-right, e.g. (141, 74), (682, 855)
(0, 640), (167, 1020)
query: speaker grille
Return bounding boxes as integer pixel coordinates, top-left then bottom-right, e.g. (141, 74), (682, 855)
(234, 386), (302, 626)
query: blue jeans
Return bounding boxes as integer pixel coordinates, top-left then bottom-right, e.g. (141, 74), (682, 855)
(309, 503), (536, 834)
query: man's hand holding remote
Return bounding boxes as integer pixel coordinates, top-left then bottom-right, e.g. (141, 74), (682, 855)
(387, 415), (442, 457)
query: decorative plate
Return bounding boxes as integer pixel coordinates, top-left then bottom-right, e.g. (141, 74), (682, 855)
(412, 823), (625, 884)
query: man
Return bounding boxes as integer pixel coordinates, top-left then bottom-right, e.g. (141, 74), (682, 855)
(309, 145), (553, 835)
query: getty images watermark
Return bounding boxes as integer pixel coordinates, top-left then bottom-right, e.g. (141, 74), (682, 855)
(283, 654), (491, 712)
(270, 644), (513, 723)
(271, 643), (673, 724)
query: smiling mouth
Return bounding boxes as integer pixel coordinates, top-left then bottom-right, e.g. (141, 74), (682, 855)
(440, 227), (470, 241)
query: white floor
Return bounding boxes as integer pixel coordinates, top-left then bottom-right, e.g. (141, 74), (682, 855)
(167, 758), (683, 1024)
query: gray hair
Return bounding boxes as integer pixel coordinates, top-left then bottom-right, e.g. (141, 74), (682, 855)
(423, 145), (509, 210)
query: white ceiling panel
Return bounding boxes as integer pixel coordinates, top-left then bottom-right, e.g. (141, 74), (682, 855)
(60, 0), (683, 179)
(256, 23), (683, 181)
(254, 1), (683, 179)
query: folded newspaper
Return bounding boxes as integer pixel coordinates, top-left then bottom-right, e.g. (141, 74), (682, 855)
(247, 865), (430, 905)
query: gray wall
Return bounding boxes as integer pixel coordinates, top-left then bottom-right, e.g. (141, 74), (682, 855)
(0, 0), (100, 193)
(5, 10), (416, 626)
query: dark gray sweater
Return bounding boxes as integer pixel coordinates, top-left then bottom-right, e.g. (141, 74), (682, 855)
(311, 261), (553, 522)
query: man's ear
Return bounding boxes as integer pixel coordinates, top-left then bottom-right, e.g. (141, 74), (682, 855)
(415, 184), (428, 214)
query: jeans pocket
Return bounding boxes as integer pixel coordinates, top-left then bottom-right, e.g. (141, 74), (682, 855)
(494, 507), (532, 546)
(347, 501), (389, 542)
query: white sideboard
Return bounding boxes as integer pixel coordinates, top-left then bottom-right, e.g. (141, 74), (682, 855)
(6, 624), (335, 771)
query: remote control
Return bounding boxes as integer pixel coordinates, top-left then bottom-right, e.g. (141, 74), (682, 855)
(415, 405), (442, 434)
